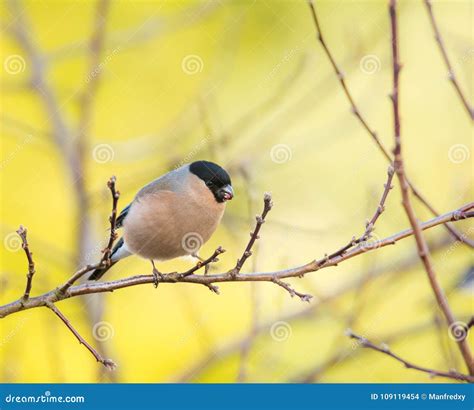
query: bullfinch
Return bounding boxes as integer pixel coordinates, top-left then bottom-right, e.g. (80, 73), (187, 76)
(88, 160), (234, 282)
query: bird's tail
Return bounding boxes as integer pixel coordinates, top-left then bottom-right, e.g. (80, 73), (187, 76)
(88, 260), (118, 281)
(88, 237), (131, 281)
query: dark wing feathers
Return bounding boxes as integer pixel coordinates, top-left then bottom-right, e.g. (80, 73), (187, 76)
(88, 238), (124, 280)
(111, 237), (124, 257)
(116, 203), (131, 228)
(88, 205), (129, 281)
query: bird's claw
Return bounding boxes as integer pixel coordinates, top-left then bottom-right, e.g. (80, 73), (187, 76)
(152, 268), (164, 288)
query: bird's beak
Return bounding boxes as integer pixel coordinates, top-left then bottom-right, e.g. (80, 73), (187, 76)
(221, 184), (234, 201)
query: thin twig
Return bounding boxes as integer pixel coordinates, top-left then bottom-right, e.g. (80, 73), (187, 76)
(57, 176), (120, 294)
(57, 264), (101, 295)
(178, 247), (225, 278)
(100, 176), (120, 266)
(16, 226), (36, 301)
(347, 331), (473, 383)
(307, 0), (473, 248)
(325, 165), (395, 260)
(229, 192), (273, 276)
(177, 256), (459, 383)
(364, 166), (395, 234)
(46, 302), (116, 370)
(296, 320), (435, 383)
(7, 0), (116, 381)
(237, 174), (261, 382)
(424, 0), (473, 120)
(272, 278), (312, 302)
(389, 0), (474, 376)
(2, 204), (472, 320)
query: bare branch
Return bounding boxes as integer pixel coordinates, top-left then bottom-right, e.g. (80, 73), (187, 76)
(424, 0), (473, 120)
(100, 176), (120, 266)
(179, 247), (225, 278)
(365, 166), (395, 233)
(272, 278), (312, 302)
(307, 0), (473, 248)
(347, 330), (473, 383)
(237, 174), (263, 382)
(46, 302), (116, 370)
(325, 165), (395, 260)
(2, 203), (472, 320)
(16, 226), (36, 301)
(229, 192), (273, 276)
(57, 264), (101, 295)
(177, 255), (459, 383)
(57, 175), (120, 294)
(389, 0), (474, 376)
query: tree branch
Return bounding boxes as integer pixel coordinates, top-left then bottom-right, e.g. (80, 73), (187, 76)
(324, 165), (394, 260)
(228, 192), (273, 276)
(179, 247), (225, 278)
(46, 301), (116, 370)
(423, 0), (473, 120)
(1, 202), (472, 320)
(16, 226), (36, 301)
(177, 243), (460, 383)
(7, 0), (116, 381)
(100, 176), (120, 266)
(271, 277), (312, 302)
(389, 0), (473, 376)
(307, 0), (473, 248)
(347, 331), (473, 383)
(57, 175), (120, 294)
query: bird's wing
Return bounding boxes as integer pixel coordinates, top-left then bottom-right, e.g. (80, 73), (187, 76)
(136, 166), (189, 198)
(116, 203), (131, 228)
(118, 165), (189, 228)
(115, 175), (174, 229)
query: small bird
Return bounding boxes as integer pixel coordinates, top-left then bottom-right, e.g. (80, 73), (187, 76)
(88, 160), (234, 283)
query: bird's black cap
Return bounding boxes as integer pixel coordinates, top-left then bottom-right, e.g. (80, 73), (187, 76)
(190, 160), (231, 187)
(189, 160), (233, 202)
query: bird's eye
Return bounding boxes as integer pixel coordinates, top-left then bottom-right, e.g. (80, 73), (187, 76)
(205, 181), (213, 187)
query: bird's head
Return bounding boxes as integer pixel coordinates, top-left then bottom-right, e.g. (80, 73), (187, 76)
(189, 160), (234, 203)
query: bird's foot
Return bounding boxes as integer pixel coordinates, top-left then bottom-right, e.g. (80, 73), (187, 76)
(203, 264), (210, 275)
(192, 252), (205, 262)
(152, 268), (164, 288)
(192, 253), (210, 275)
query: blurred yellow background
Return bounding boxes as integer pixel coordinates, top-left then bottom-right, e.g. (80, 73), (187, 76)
(0, 0), (472, 383)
